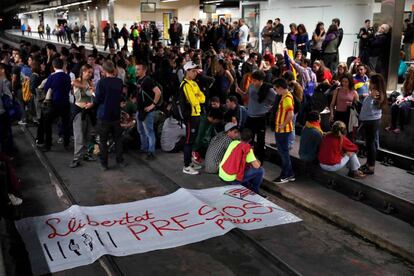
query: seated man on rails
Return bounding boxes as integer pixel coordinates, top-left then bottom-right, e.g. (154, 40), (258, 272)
(219, 128), (265, 196)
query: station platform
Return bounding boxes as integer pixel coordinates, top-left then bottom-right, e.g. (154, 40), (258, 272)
(3, 29), (121, 54)
(265, 128), (414, 225)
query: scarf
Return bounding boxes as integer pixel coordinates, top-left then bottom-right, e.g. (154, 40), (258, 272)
(305, 121), (323, 136)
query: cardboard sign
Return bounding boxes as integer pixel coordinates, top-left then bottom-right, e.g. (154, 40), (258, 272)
(15, 185), (301, 275)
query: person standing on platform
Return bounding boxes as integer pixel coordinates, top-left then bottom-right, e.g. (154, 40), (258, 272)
(332, 18), (343, 56)
(89, 23), (97, 48)
(181, 61), (205, 175)
(104, 22), (115, 51)
(261, 20), (273, 54)
(114, 23), (120, 50)
(46, 24), (51, 40)
(38, 23), (44, 39)
(169, 17), (183, 47)
(93, 60), (126, 170)
(357, 19), (374, 65)
(359, 74), (386, 175)
(272, 18), (284, 55)
(65, 23), (74, 44)
(239, 70), (276, 164)
(273, 78), (295, 184)
(73, 23), (80, 44)
(27, 25), (32, 36)
(21, 23), (26, 36)
(80, 24), (87, 43)
(238, 19), (249, 52)
(120, 24), (130, 51)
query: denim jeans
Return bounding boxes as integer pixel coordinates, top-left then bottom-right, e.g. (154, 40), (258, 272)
(230, 167), (265, 193)
(136, 111), (155, 154)
(288, 114), (297, 150)
(275, 132), (294, 178)
(320, 153), (360, 172)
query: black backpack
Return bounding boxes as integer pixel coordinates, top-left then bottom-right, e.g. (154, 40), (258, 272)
(171, 80), (191, 122)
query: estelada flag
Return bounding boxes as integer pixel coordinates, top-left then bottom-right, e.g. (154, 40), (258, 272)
(284, 49), (297, 80)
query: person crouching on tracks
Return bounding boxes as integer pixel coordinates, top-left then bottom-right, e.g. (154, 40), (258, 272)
(182, 61), (206, 175)
(219, 128), (265, 196)
(70, 64), (96, 168)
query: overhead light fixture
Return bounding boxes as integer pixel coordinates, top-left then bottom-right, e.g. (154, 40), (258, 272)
(160, 0), (179, 2)
(203, 0), (223, 4)
(17, 0), (92, 16)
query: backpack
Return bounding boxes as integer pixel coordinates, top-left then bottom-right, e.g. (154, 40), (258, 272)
(171, 80), (191, 122)
(22, 77), (31, 103)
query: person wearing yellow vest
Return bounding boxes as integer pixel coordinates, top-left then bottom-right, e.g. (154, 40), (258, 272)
(182, 61), (205, 175)
(273, 78), (295, 184)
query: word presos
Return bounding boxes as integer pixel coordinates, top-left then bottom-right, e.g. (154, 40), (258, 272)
(15, 185), (301, 275)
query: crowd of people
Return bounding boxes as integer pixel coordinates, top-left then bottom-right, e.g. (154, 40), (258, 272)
(1, 16), (412, 209)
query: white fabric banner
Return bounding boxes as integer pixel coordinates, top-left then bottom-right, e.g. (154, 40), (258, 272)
(15, 185), (301, 275)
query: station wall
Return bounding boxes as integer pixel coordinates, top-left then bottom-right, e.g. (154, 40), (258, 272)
(244, 0), (376, 62)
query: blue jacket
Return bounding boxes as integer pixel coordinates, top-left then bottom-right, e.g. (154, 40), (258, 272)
(44, 71), (71, 107)
(94, 77), (123, 122)
(299, 126), (322, 162)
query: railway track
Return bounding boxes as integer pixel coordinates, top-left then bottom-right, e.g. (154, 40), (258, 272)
(20, 125), (302, 276)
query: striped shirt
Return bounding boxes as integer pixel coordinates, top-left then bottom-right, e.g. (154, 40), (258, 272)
(275, 92), (294, 133)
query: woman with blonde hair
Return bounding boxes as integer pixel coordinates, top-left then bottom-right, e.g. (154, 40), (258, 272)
(318, 121), (365, 178)
(70, 64), (96, 168)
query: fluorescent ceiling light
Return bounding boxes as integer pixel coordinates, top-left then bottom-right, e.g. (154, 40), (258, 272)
(161, 0), (179, 2)
(18, 0), (92, 16)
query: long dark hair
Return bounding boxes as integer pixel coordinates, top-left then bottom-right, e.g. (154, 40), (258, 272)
(297, 24), (307, 35)
(314, 22), (324, 36)
(341, 73), (354, 90)
(369, 73), (387, 109)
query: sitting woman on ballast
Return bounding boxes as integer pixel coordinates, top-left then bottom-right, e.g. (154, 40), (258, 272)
(318, 121), (365, 179)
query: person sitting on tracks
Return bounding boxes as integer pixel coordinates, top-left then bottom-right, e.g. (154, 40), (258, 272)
(219, 128), (265, 195)
(205, 122), (240, 174)
(299, 111), (323, 163)
(318, 121), (365, 179)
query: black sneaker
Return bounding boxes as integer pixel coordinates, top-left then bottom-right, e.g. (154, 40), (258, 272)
(69, 160), (80, 168)
(273, 177), (288, 184)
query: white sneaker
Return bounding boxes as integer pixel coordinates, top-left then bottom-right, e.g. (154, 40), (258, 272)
(183, 166), (199, 175)
(191, 163), (202, 170)
(8, 193), (23, 206)
(18, 120), (27, 125)
(320, 107), (330, 114)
